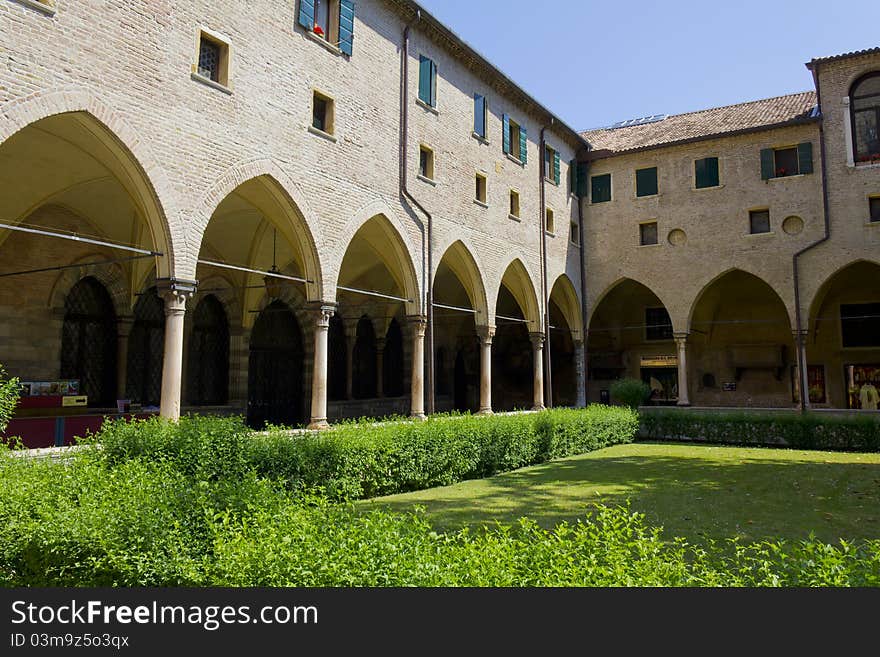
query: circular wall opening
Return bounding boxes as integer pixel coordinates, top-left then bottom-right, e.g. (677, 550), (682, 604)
(667, 229), (687, 246)
(782, 215), (804, 235)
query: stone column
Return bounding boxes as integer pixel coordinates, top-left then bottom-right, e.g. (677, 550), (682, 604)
(530, 332), (546, 411)
(308, 305), (335, 430)
(674, 332), (691, 407)
(477, 326), (495, 415)
(793, 329), (810, 410)
(574, 338), (587, 408)
(375, 337), (386, 398)
(157, 279), (196, 421)
(408, 316), (427, 419)
(116, 316), (134, 401)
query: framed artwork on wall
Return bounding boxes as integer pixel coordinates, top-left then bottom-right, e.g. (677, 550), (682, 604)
(791, 365), (826, 404)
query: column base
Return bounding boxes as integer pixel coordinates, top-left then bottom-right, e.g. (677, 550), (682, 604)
(477, 408), (494, 416)
(676, 401), (692, 407)
(410, 413), (427, 422)
(307, 419), (331, 431)
(531, 404), (546, 412)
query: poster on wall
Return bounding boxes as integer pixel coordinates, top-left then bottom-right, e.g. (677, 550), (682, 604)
(791, 365), (827, 404)
(845, 364), (880, 410)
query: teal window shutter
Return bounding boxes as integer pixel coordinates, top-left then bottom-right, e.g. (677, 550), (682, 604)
(570, 158), (576, 193)
(502, 114), (510, 155)
(636, 167), (658, 197)
(695, 157), (719, 188)
(298, 0), (315, 29)
(798, 142), (813, 174)
(474, 94), (486, 137)
(576, 163), (589, 198)
(520, 126), (527, 164)
(553, 151), (561, 185)
(418, 56), (434, 106)
(338, 0), (355, 56)
(760, 148), (775, 180)
(591, 173), (611, 202)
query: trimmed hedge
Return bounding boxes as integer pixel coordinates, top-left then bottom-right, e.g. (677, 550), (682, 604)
(641, 409), (880, 452)
(96, 406), (640, 500)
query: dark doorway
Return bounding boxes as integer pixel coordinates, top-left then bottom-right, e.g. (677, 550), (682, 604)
(247, 300), (304, 428)
(127, 287), (164, 407)
(328, 314), (347, 401)
(61, 277), (117, 408)
(454, 350), (468, 411)
(187, 295), (229, 406)
(353, 315), (377, 399)
(383, 318), (405, 397)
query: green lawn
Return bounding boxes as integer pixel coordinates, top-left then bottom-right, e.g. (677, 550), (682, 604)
(362, 442), (880, 545)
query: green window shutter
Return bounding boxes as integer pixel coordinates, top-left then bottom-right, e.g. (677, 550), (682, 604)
(695, 157), (719, 188)
(298, 0), (315, 29)
(798, 142), (813, 174)
(553, 151), (561, 185)
(502, 114), (510, 155)
(591, 173), (610, 202)
(636, 167), (658, 197)
(576, 163), (589, 198)
(760, 148), (775, 180)
(338, 0), (355, 56)
(520, 125), (528, 164)
(418, 56), (433, 106)
(474, 94), (485, 137)
(569, 158), (576, 193)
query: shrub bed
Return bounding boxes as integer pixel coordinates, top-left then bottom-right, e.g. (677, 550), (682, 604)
(640, 409), (880, 452)
(96, 406), (640, 500)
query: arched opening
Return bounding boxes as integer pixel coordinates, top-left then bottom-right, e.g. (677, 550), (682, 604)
(334, 214), (419, 420)
(328, 314), (347, 402)
(493, 261), (540, 412)
(548, 275), (582, 407)
(247, 300), (304, 428)
(0, 111), (170, 445)
(186, 295), (229, 406)
(807, 260), (880, 409)
(587, 279), (675, 405)
(61, 277), (117, 408)
(195, 174), (322, 418)
(689, 270), (793, 407)
(353, 316), (378, 400)
(850, 71), (880, 164)
(383, 318), (405, 398)
(432, 242), (487, 414)
(127, 287), (164, 408)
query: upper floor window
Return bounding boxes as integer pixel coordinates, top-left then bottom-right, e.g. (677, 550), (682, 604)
(591, 173), (611, 203)
(474, 94), (488, 139)
(760, 143), (813, 179)
(311, 90), (335, 136)
(636, 167), (658, 197)
(298, 0), (355, 55)
(193, 30), (231, 91)
(418, 55), (437, 108)
(852, 72), (880, 164)
(544, 145), (561, 185)
(870, 196), (880, 223)
(695, 157), (720, 188)
(503, 115), (527, 163)
(418, 145), (435, 181)
(749, 209), (771, 234)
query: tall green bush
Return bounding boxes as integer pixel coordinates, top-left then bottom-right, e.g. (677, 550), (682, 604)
(610, 378), (651, 409)
(0, 365), (19, 436)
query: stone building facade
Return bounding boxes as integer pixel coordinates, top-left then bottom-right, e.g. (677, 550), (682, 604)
(0, 1), (877, 446)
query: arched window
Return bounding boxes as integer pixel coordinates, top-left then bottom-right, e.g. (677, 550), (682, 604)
(353, 315), (377, 399)
(328, 314), (347, 401)
(383, 318), (404, 397)
(127, 287), (164, 407)
(187, 295), (229, 406)
(852, 72), (880, 163)
(61, 277), (117, 407)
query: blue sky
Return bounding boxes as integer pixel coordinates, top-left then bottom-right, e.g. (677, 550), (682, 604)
(416, 0), (879, 131)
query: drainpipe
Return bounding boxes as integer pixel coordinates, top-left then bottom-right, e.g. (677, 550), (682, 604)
(576, 150), (590, 405)
(540, 123), (552, 407)
(400, 11), (435, 415)
(792, 63), (831, 412)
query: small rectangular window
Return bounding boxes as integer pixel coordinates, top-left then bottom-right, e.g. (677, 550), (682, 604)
(509, 120), (522, 161)
(869, 197), (880, 223)
(762, 143), (813, 179)
(640, 222), (658, 246)
(645, 307), (673, 341)
(475, 173), (487, 204)
(545, 208), (555, 234)
(749, 209), (771, 234)
(311, 91), (335, 135)
(509, 190), (520, 219)
(419, 145), (434, 181)
(591, 174), (611, 203)
(474, 94), (487, 138)
(418, 55), (437, 108)
(841, 303), (880, 348)
(774, 147), (798, 178)
(636, 167), (658, 197)
(197, 34), (228, 84)
(570, 221), (580, 246)
(544, 146), (555, 181)
(695, 157), (720, 188)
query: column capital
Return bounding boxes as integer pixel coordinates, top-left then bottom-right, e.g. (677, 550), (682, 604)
(407, 315), (428, 336)
(157, 278), (197, 316)
(116, 315), (135, 337)
(476, 325), (496, 344)
(673, 331), (690, 344)
(309, 302), (336, 328)
(573, 338), (585, 349)
(792, 329), (809, 343)
(529, 331), (545, 348)
(375, 337), (387, 353)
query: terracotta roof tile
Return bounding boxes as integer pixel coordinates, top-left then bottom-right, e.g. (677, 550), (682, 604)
(807, 46), (880, 68)
(582, 91), (818, 155)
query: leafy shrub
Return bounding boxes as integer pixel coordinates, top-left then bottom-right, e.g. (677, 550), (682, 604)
(93, 406), (639, 501)
(610, 378), (651, 409)
(640, 409), (880, 453)
(0, 364), (19, 436)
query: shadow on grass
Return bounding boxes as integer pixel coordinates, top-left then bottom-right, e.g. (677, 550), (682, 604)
(363, 444), (880, 545)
